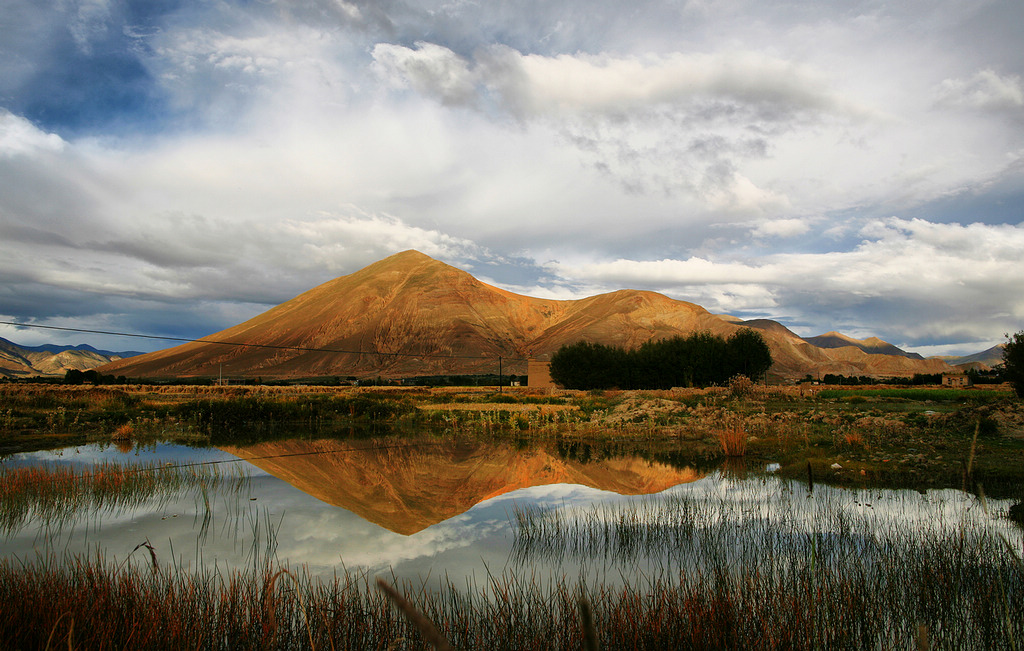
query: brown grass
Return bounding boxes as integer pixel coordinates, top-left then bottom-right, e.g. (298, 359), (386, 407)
(418, 402), (578, 413)
(111, 422), (134, 439)
(376, 577), (454, 651)
(715, 415), (748, 457)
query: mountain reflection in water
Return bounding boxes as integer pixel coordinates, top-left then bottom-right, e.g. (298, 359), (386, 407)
(219, 438), (706, 535)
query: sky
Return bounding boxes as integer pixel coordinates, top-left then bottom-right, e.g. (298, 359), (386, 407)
(1, 0), (1022, 358)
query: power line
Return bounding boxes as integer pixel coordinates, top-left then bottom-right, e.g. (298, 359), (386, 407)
(0, 320), (527, 362)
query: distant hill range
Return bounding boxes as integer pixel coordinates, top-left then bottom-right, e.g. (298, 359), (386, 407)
(95, 250), (990, 382)
(801, 331), (925, 360)
(933, 345), (1006, 370)
(0, 337), (142, 378)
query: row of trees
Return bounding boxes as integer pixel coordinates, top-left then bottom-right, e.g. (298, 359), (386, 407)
(1006, 331), (1024, 397)
(549, 329), (773, 390)
(806, 369), (1005, 386)
(63, 369), (129, 385)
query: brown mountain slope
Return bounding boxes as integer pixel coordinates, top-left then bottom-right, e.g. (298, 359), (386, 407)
(804, 331), (924, 359)
(220, 439), (705, 535)
(100, 250), (955, 380)
(103, 250), (563, 378)
(937, 344), (1005, 369)
(0, 337), (127, 378)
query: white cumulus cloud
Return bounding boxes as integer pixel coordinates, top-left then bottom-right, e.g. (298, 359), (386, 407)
(0, 111), (66, 156)
(372, 42), (478, 106)
(935, 69), (1024, 112)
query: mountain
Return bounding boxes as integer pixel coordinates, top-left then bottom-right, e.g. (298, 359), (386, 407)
(935, 344), (1005, 370)
(14, 341), (145, 358)
(0, 337), (136, 378)
(803, 331), (924, 360)
(220, 438), (705, 535)
(729, 318), (805, 341)
(99, 250), (956, 381)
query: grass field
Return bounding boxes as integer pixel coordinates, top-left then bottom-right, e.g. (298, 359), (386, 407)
(2, 381), (1022, 491)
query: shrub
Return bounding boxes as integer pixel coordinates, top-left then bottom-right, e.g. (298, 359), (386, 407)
(1003, 331), (1024, 398)
(728, 375), (754, 398)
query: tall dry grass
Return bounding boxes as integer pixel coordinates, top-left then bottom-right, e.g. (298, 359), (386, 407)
(509, 486), (1024, 649)
(0, 461), (249, 533)
(0, 469), (1021, 649)
(714, 414), (748, 456)
(2, 526), (1020, 651)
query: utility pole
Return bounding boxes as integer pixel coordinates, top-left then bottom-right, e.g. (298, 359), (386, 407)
(498, 356), (503, 393)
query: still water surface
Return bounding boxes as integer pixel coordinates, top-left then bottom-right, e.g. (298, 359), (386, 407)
(1, 436), (1020, 590)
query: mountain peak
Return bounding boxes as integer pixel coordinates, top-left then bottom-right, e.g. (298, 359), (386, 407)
(376, 249), (433, 264)
(804, 331), (924, 360)
(368, 249), (449, 271)
(0, 337), (131, 378)
(817, 330), (851, 341)
(98, 252), (955, 380)
(349, 250), (474, 287)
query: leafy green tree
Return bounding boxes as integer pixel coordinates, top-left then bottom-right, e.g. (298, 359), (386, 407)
(725, 328), (773, 381)
(549, 329), (774, 390)
(637, 336), (696, 389)
(550, 341), (628, 390)
(1003, 331), (1024, 398)
(687, 331), (731, 386)
(63, 369), (85, 384)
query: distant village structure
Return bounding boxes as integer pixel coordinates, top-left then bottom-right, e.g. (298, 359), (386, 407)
(527, 359), (555, 389)
(942, 372), (972, 388)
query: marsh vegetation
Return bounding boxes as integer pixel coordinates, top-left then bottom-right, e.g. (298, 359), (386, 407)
(2, 475), (1021, 650)
(0, 459), (250, 533)
(511, 484), (1023, 648)
(0, 382), (1022, 648)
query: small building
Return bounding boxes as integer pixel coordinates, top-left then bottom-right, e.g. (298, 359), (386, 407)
(527, 359), (555, 389)
(942, 372), (972, 388)
(215, 377), (250, 386)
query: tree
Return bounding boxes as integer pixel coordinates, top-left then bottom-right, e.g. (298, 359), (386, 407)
(549, 341), (628, 390)
(63, 369), (85, 384)
(725, 328), (773, 382)
(548, 329), (774, 390)
(1003, 331), (1024, 398)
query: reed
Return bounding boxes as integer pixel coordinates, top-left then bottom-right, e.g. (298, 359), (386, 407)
(509, 484), (1024, 648)
(1, 526), (1020, 651)
(377, 577), (454, 650)
(714, 414), (748, 456)
(0, 460), (249, 533)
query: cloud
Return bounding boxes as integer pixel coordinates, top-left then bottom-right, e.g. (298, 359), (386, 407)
(545, 218), (1024, 347)
(66, 0), (113, 54)
(372, 43), (847, 204)
(280, 212), (485, 271)
(146, 21), (356, 127)
(0, 110), (65, 156)
(372, 42), (871, 122)
(485, 48), (869, 120)
(935, 69), (1024, 112)
(372, 42), (478, 106)
(1, 206), (488, 308)
(2, 0), (1024, 358)
(751, 217), (812, 239)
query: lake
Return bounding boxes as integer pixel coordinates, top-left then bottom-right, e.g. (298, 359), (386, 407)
(2, 434), (1020, 595)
